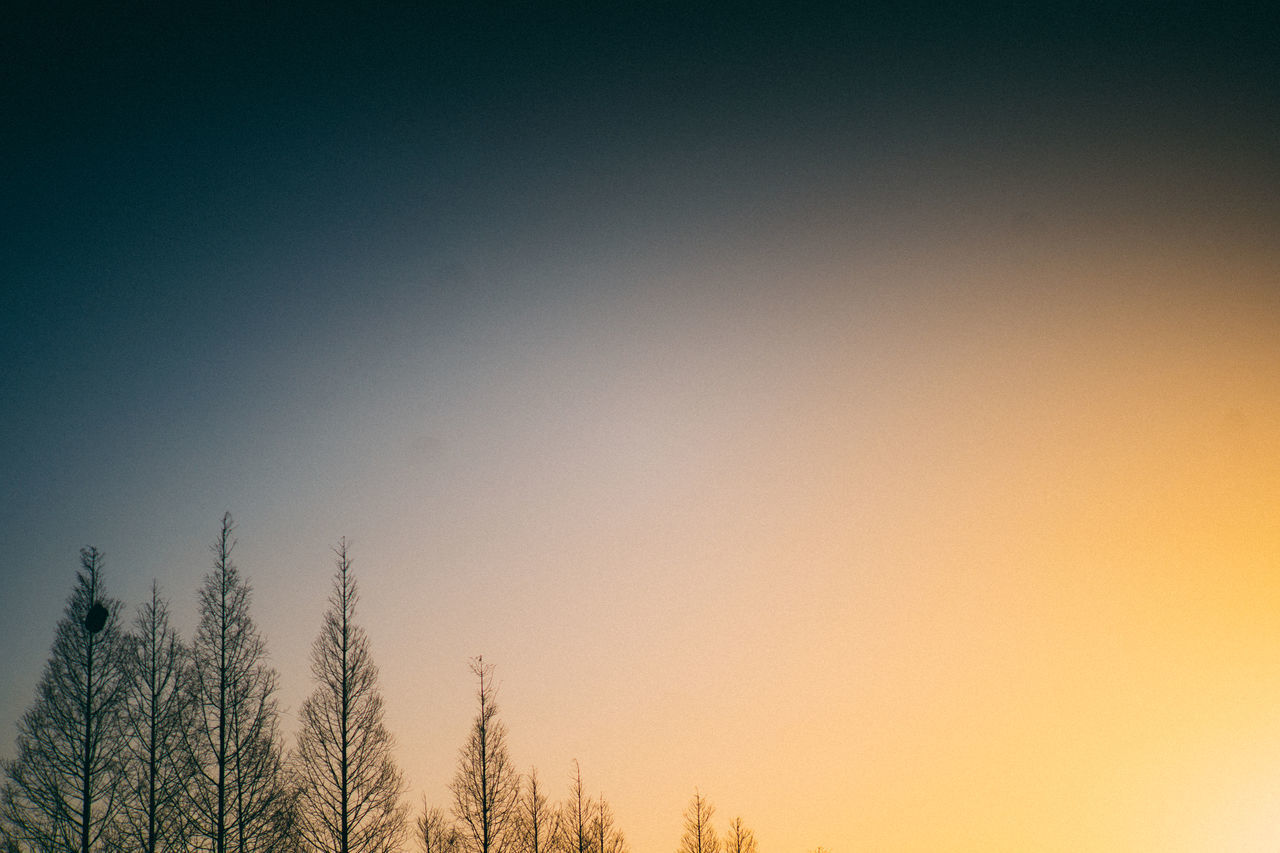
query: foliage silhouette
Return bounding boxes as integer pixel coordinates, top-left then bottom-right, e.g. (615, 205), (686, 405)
(0, 524), (662, 853)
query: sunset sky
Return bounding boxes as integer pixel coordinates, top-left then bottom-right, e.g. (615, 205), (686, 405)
(3, 4), (1279, 851)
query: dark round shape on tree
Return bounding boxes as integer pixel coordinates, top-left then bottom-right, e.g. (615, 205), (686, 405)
(84, 601), (108, 633)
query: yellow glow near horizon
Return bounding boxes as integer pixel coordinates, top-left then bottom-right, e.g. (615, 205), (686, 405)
(351, 229), (1280, 853)
(4, 201), (1277, 853)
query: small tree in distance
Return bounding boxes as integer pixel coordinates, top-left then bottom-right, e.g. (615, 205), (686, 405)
(513, 768), (559, 853)
(723, 818), (757, 853)
(557, 761), (594, 853)
(678, 791), (718, 853)
(592, 794), (627, 853)
(419, 802), (462, 853)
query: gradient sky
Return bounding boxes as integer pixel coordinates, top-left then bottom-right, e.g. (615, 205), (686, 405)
(3, 4), (1280, 851)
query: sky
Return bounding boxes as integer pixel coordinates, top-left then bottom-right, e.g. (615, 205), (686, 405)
(3, 3), (1280, 851)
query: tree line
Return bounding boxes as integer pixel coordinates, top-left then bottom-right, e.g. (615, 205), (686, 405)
(1, 514), (765, 853)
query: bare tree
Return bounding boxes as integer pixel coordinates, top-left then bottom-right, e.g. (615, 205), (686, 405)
(294, 540), (407, 853)
(512, 769), (559, 853)
(677, 792), (718, 853)
(722, 818), (756, 853)
(556, 762), (594, 853)
(450, 658), (520, 853)
(185, 513), (290, 853)
(1, 547), (131, 853)
(590, 796), (626, 853)
(121, 581), (193, 853)
(417, 803), (461, 853)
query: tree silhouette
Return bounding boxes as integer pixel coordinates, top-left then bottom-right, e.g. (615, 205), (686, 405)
(556, 761), (594, 853)
(591, 795), (626, 853)
(417, 803), (462, 853)
(513, 768), (559, 853)
(451, 658), (520, 853)
(184, 513), (290, 853)
(677, 792), (718, 853)
(293, 540), (407, 853)
(722, 818), (756, 853)
(0, 547), (131, 853)
(121, 581), (194, 853)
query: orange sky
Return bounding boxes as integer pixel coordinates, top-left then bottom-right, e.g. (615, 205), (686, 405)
(3, 7), (1279, 851)
(3, 187), (1278, 853)
(344, 219), (1280, 852)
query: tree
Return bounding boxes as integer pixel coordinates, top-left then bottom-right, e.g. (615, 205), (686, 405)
(556, 762), (594, 853)
(294, 540), (407, 853)
(120, 581), (193, 853)
(590, 796), (626, 853)
(722, 819), (756, 853)
(185, 513), (290, 853)
(1, 547), (131, 853)
(512, 769), (559, 853)
(677, 792), (718, 853)
(417, 804), (461, 853)
(450, 658), (520, 853)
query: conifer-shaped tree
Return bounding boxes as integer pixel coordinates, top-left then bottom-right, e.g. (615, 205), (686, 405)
(294, 540), (407, 853)
(185, 514), (290, 853)
(451, 658), (520, 853)
(677, 792), (718, 853)
(1, 547), (130, 853)
(121, 581), (193, 853)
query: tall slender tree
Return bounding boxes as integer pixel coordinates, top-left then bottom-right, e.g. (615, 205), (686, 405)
(590, 796), (626, 853)
(556, 762), (594, 853)
(294, 540), (407, 853)
(185, 513), (290, 853)
(677, 792), (718, 853)
(450, 658), (520, 853)
(121, 581), (193, 853)
(1, 547), (130, 853)
(512, 769), (559, 853)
